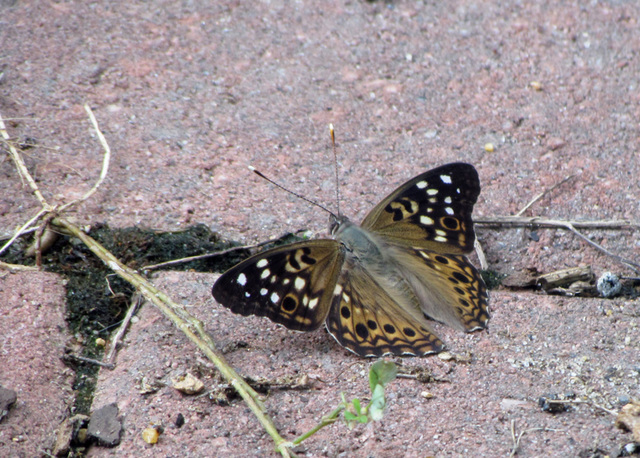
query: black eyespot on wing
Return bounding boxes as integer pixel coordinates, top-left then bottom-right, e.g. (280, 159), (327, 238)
(355, 323), (369, 339)
(452, 271), (470, 283)
(383, 324), (396, 334)
(282, 296), (297, 312)
(403, 327), (416, 337)
(441, 216), (460, 230)
(367, 320), (378, 330)
(341, 306), (351, 319)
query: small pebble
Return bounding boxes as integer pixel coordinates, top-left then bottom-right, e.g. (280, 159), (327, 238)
(530, 81), (543, 91)
(597, 272), (622, 298)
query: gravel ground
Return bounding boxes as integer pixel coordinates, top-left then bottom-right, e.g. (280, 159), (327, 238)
(1, 1), (639, 456)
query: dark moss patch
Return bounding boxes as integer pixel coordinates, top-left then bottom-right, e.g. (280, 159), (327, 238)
(480, 269), (506, 290)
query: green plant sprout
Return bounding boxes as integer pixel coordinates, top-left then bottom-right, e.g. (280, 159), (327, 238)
(283, 360), (399, 453)
(343, 360), (399, 427)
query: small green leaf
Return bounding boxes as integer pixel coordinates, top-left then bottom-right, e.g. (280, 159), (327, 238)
(368, 384), (386, 421)
(344, 411), (357, 421)
(369, 360), (398, 392)
(352, 398), (361, 414)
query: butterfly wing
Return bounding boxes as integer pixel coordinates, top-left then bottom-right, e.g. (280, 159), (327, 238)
(212, 240), (345, 331)
(384, 245), (489, 332)
(325, 256), (445, 357)
(361, 162), (480, 253)
(359, 162), (489, 332)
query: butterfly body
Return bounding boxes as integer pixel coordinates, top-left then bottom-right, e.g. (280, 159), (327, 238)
(213, 162), (489, 357)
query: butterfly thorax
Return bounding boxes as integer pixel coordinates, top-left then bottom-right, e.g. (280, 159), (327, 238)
(331, 216), (382, 261)
(331, 214), (430, 325)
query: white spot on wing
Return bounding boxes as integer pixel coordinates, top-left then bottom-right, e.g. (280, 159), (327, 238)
(333, 284), (343, 296)
(435, 229), (447, 236)
(245, 292), (251, 297)
(445, 207), (454, 215)
(260, 288), (268, 296)
(256, 259), (269, 268)
(416, 180), (428, 189)
(440, 174), (452, 184)
(420, 215), (434, 226)
(426, 188), (438, 196)
(444, 196), (452, 204)
(294, 277), (306, 291)
(434, 236), (448, 242)
(342, 293), (350, 303)
(282, 278), (290, 285)
(308, 297), (319, 309)
(270, 292), (280, 304)
(237, 273), (247, 286)
(260, 269), (271, 279)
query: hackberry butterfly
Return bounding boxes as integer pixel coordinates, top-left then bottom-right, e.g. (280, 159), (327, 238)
(212, 162), (489, 357)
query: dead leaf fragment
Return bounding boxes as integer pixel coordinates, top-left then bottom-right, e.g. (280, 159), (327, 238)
(615, 400), (640, 442)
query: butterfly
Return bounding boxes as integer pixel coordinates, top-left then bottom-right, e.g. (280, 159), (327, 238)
(212, 162), (489, 357)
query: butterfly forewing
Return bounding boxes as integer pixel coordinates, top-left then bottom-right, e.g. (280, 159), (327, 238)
(361, 162), (480, 254)
(212, 240), (344, 331)
(325, 257), (445, 357)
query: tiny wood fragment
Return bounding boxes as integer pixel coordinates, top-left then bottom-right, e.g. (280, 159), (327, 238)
(537, 266), (595, 291)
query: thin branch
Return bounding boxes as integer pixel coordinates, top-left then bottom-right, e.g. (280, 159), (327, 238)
(475, 216), (638, 229)
(143, 239), (272, 271)
(1, 106), (294, 456)
(476, 216), (640, 274)
(515, 174), (575, 216)
(0, 208), (47, 257)
(59, 104), (111, 211)
(509, 420), (563, 457)
(0, 260), (39, 272)
(0, 112), (49, 207)
(103, 292), (143, 367)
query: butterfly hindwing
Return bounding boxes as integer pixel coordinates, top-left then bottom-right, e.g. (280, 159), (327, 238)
(212, 240), (344, 331)
(325, 256), (445, 357)
(361, 162), (480, 253)
(383, 244), (489, 332)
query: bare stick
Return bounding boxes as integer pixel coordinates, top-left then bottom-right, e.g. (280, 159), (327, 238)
(476, 216), (640, 274)
(104, 292), (143, 366)
(475, 216), (638, 229)
(0, 113), (49, 207)
(509, 420), (563, 457)
(516, 174), (575, 216)
(143, 238), (279, 271)
(59, 104), (111, 211)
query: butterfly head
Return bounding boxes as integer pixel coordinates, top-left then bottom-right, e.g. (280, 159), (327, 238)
(329, 213), (350, 236)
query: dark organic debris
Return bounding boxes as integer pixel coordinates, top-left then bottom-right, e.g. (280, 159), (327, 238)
(538, 393), (576, 414)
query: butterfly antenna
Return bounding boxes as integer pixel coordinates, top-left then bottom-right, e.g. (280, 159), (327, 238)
(248, 166), (337, 217)
(329, 124), (341, 216)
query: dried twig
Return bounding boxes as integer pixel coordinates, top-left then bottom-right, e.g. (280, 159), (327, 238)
(476, 216), (640, 275)
(143, 239), (273, 271)
(103, 292), (143, 367)
(509, 420), (562, 457)
(515, 174), (575, 216)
